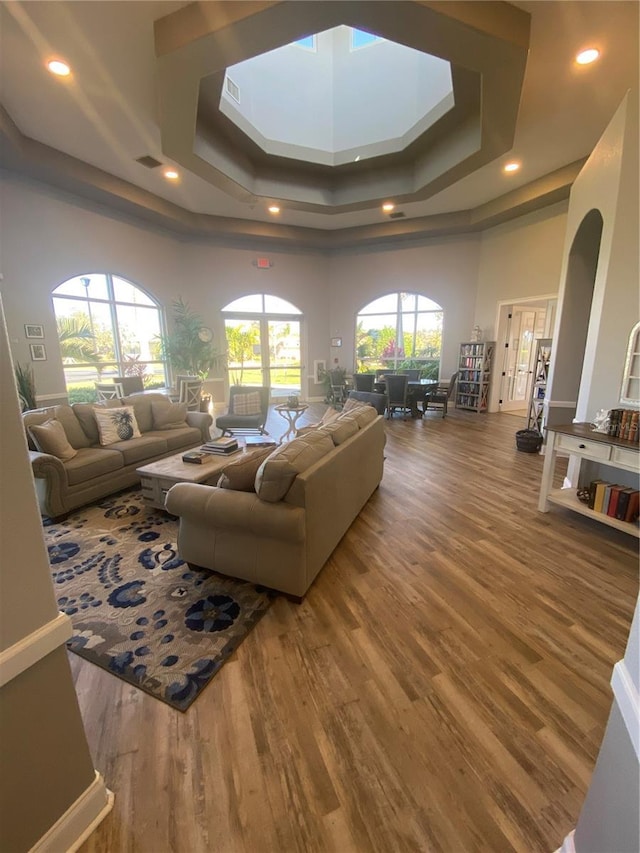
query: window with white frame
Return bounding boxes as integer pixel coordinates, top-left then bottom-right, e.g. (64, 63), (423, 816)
(52, 273), (167, 402)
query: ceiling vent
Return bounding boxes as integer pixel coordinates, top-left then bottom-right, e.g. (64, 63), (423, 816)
(389, 211), (406, 219)
(225, 76), (241, 103)
(136, 155), (163, 169)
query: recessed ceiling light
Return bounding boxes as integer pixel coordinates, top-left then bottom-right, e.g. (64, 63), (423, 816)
(382, 202), (395, 213)
(47, 59), (71, 77)
(503, 161), (520, 174)
(268, 205), (281, 214)
(163, 169), (179, 181)
(576, 48), (600, 65)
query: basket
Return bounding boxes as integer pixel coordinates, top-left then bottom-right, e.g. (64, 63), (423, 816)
(515, 429), (543, 453)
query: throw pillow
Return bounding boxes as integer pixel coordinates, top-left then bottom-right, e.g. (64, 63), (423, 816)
(28, 419), (78, 461)
(255, 430), (334, 502)
(94, 406), (142, 446)
(151, 401), (189, 430)
(341, 397), (368, 413)
(318, 417), (358, 446)
(217, 446), (275, 492)
(232, 391), (262, 415)
(341, 405), (377, 428)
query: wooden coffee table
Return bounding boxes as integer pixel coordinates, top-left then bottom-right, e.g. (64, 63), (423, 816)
(137, 449), (243, 509)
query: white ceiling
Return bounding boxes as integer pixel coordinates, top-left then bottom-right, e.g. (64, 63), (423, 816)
(0, 0), (638, 241)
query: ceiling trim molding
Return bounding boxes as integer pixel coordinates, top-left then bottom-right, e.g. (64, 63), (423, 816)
(0, 103), (579, 252)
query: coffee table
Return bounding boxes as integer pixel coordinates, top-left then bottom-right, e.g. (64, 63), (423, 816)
(137, 449), (243, 510)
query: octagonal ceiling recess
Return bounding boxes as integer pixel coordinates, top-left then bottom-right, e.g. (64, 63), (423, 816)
(155, 1), (530, 215)
(219, 27), (454, 167)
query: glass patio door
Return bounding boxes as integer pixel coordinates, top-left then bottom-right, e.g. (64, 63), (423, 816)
(224, 317), (302, 398)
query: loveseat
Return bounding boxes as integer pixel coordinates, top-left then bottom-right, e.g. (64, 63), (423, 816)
(165, 403), (385, 599)
(23, 393), (212, 519)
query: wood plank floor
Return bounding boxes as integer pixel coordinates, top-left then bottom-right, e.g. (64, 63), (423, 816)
(74, 405), (639, 853)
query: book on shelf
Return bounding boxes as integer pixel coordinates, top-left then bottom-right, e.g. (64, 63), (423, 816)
(601, 484), (614, 515)
(182, 451), (207, 464)
(588, 479), (606, 510)
(614, 488), (636, 520)
(624, 490), (640, 524)
(606, 485), (625, 518)
(593, 481), (610, 514)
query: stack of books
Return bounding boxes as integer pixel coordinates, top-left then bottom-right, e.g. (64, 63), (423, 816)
(200, 437), (241, 456)
(244, 436), (277, 448)
(586, 480), (640, 523)
(607, 408), (640, 442)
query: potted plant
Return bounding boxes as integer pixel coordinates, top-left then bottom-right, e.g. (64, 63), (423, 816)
(161, 296), (225, 382)
(15, 362), (37, 411)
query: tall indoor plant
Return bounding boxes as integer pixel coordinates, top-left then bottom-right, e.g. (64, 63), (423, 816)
(161, 297), (224, 380)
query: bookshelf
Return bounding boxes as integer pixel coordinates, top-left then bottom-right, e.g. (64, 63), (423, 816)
(526, 338), (552, 432)
(538, 423), (639, 538)
(456, 341), (495, 412)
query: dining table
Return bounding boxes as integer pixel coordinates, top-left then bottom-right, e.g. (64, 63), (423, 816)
(373, 377), (438, 417)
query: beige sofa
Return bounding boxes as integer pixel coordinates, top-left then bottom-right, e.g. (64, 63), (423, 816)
(23, 393), (212, 519)
(165, 405), (385, 599)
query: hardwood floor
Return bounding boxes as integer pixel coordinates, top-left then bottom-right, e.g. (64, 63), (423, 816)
(73, 406), (638, 853)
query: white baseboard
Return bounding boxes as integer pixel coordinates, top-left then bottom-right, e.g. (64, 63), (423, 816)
(0, 612), (72, 687)
(554, 828), (576, 853)
(611, 659), (640, 760)
(30, 770), (114, 853)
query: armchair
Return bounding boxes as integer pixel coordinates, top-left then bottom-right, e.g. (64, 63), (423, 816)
(216, 385), (270, 436)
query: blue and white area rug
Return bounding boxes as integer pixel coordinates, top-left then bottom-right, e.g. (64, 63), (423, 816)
(44, 489), (274, 711)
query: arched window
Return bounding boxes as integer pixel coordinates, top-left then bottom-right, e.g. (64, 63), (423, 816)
(621, 322), (640, 405)
(356, 292), (443, 378)
(221, 294), (302, 396)
(52, 273), (166, 402)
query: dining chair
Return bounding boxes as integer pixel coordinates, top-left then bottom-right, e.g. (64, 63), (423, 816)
(169, 375), (199, 402)
(328, 369), (348, 407)
(178, 378), (203, 411)
(112, 375), (144, 395)
(385, 373), (411, 419)
(95, 381), (124, 401)
(398, 368), (421, 381)
(375, 368), (395, 381)
(353, 373), (375, 392)
(422, 372), (458, 417)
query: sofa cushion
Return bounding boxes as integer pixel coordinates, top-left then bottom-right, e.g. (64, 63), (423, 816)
(217, 446), (275, 492)
(51, 404), (92, 448)
(108, 434), (168, 465)
(94, 406), (142, 446)
(318, 417), (359, 446)
(121, 393), (167, 433)
(341, 405), (378, 428)
(73, 400), (121, 444)
(64, 447), (124, 486)
(341, 397), (368, 414)
(151, 401), (188, 430)
(28, 419), (78, 461)
(255, 431), (334, 503)
(295, 406), (341, 437)
(232, 391), (262, 415)
(150, 426), (202, 452)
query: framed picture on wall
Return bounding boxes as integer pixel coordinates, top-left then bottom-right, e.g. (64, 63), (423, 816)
(313, 359), (326, 384)
(331, 337), (342, 347)
(25, 324), (44, 339)
(30, 343), (47, 361)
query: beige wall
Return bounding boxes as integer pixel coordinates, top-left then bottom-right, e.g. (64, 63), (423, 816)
(475, 201), (568, 340)
(1, 173), (570, 399)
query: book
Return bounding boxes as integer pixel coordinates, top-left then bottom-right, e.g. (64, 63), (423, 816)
(199, 445), (241, 456)
(628, 411), (639, 443)
(593, 481), (610, 514)
(182, 451), (207, 464)
(615, 488), (635, 520)
(202, 437), (238, 450)
(243, 436), (277, 447)
(601, 484), (614, 515)
(588, 479), (606, 510)
(607, 485), (625, 518)
(624, 490), (640, 524)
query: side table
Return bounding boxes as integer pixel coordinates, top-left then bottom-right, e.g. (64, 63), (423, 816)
(275, 403), (309, 443)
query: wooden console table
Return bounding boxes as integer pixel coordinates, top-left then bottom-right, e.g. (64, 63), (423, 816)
(538, 422), (640, 537)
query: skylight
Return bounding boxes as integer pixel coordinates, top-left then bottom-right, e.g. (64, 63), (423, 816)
(219, 25), (453, 167)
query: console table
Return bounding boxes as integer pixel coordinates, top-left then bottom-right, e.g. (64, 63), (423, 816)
(538, 422), (639, 537)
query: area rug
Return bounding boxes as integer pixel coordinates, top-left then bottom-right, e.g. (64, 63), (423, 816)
(44, 489), (274, 711)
